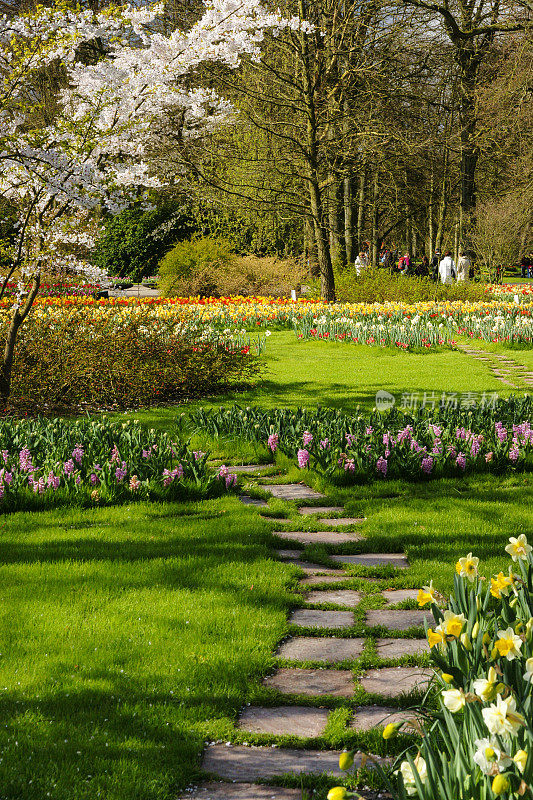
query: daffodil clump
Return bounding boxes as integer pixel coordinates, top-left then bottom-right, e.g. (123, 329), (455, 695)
(330, 535), (533, 799)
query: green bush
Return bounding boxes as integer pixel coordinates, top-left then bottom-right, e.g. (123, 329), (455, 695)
(92, 204), (195, 280)
(311, 268), (487, 303)
(158, 237), (235, 296)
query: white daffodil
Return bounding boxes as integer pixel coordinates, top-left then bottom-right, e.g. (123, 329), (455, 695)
(398, 754), (427, 796)
(473, 737), (512, 775)
(473, 667), (501, 702)
(505, 534), (532, 562)
(442, 687), (466, 712)
(482, 694), (526, 737)
(523, 657), (533, 684)
(455, 552), (479, 581)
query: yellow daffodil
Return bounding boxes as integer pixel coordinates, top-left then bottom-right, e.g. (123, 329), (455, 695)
(383, 722), (403, 739)
(505, 534), (532, 562)
(455, 552), (479, 581)
(490, 570), (515, 599)
(417, 580), (436, 607)
(514, 749), (528, 772)
(427, 627), (445, 648)
(494, 627), (523, 660)
(338, 751), (354, 770)
(440, 610), (466, 638)
(328, 788), (348, 800)
(492, 774), (510, 795)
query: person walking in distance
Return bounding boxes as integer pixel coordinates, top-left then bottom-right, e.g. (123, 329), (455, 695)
(457, 251), (471, 282)
(438, 250), (456, 284)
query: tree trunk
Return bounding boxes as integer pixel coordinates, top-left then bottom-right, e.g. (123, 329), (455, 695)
(371, 168), (380, 268)
(304, 215), (319, 277)
(0, 273), (41, 404)
(344, 175), (354, 266)
(457, 49), (481, 247)
(328, 176), (344, 269)
(428, 165), (434, 259)
(435, 147), (449, 254)
(356, 163), (366, 252)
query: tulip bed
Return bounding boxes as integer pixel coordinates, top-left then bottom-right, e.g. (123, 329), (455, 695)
(332, 535), (533, 799)
(189, 399), (533, 482)
(0, 416), (238, 511)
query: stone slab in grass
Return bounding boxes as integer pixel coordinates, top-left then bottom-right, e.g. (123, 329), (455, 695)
(231, 465), (273, 473)
(317, 518), (366, 527)
(239, 495), (268, 507)
(331, 553), (409, 569)
(275, 531), (363, 546)
(238, 705), (329, 737)
(375, 638), (429, 658)
(365, 610), (430, 631)
(289, 609), (354, 629)
(202, 745), (385, 780)
(350, 705), (421, 732)
(299, 575), (351, 587)
(360, 667), (432, 698)
(298, 506), (344, 516)
(182, 782), (302, 800)
(263, 667), (354, 697)
(274, 554), (344, 576)
(263, 484), (326, 501)
(382, 589), (419, 605)
(277, 636), (365, 663)
(275, 549), (303, 560)
(305, 590), (361, 608)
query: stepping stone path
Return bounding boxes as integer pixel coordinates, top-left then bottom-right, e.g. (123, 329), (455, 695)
(195, 479), (425, 797)
(238, 706), (329, 736)
(360, 667), (432, 698)
(305, 589), (361, 607)
(277, 636), (365, 663)
(456, 344), (533, 390)
(264, 667), (355, 697)
(231, 465), (272, 473)
(262, 484), (326, 501)
(331, 553), (409, 569)
(182, 782), (303, 800)
(289, 609), (354, 629)
(299, 506), (344, 515)
(365, 609), (431, 630)
(274, 530), (363, 545)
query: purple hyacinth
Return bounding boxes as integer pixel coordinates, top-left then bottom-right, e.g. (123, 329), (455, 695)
(376, 456), (388, 476)
(302, 431), (313, 447)
(421, 456), (434, 475)
(63, 459), (75, 476)
(72, 445), (84, 465)
(267, 433), (279, 452)
(456, 452), (466, 471)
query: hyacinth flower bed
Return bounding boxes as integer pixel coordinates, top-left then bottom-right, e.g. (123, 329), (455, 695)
(0, 417), (238, 511)
(333, 536), (533, 799)
(189, 398), (533, 482)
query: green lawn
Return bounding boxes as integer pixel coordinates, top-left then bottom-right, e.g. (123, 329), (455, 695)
(1, 335), (533, 799)
(119, 331), (513, 432)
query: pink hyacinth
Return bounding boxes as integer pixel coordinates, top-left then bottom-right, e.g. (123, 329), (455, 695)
(129, 475), (141, 491)
(344, 458), (355, 472)
(218, 465), (229, 478)
(456, 452), (466, 470)
(376, 456), (388, 476)
(72, 445), (84, 464)
(509, 442), (520, 463)
(495, 422), (507, 443)
(345, 433), (356, 447)
(115, 462), (127, 482)
(19, 447), (33, 472)
(47, 472), (60, 490)
(63, 459), (75, 476)
(302, 431), (313, 447)
(110, 444), (120, 464)
(267, 433), (279, 452)
(225, 473), (237, 489)
(3, 471), (12, 486)
(142, 448), (152, 459)
(319, 438), (330, 450)
(365, 427), (373, 436)
(485, 451), (493, 463)
(193, 450), (205, 461)
(1, 450), (8, 464)
(421, 456), (434, 475)
(297, 449), (310, 468)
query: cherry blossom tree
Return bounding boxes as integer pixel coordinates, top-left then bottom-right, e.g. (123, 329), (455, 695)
(0, 0), (311, 401)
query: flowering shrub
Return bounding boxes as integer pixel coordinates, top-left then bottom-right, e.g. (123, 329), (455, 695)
(6, 310), (261, 411)
(330, 535), (533, 799)
(190, 400), (533, 482)
(0, 417), (237, 511)
(0, 280), (101, 297)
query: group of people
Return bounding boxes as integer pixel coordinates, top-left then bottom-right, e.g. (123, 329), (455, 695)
(353, 248), (473, 283)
